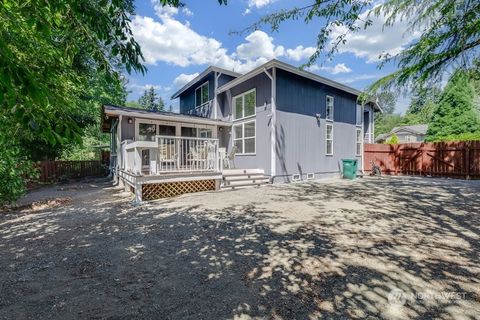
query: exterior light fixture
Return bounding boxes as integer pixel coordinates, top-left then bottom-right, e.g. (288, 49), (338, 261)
(128, 117), (133, 124)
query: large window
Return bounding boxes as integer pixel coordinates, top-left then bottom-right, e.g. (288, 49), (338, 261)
(326, 123), (333, 155)
(233, 120), (256, 154)
(195, 82), (209, 107)
(138, 123), (156, 141)
(356, 128), (362, 156)
(233, 89), (256, 120)
(326, 95), (334, 121)
(356, 105), (363, 126)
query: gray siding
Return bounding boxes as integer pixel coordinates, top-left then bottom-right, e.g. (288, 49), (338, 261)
(121, 116), (135, 141)
(274, 69), (362, 182)
(219, 72), (272, 173)
(218, 72), (272, 121)
(275, 111), (360, 182)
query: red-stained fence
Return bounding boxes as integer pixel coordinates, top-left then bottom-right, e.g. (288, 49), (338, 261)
(364, 141), (480, 179)
(37, 160), (108, 183)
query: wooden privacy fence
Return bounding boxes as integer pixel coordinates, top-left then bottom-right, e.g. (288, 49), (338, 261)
(37, 160), (108, 183)
(364, 141), (480, 179)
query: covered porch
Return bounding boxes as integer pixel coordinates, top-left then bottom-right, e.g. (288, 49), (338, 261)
(102, 104), (232, 202)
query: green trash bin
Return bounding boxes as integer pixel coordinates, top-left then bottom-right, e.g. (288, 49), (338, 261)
(342, 159), (358, 179)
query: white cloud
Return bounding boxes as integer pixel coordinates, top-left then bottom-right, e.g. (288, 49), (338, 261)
(236, 31), (285, 61)
(286, 45), (316, 61)
(336, 74), (380, 84)
(131, 3), (318, 77)
(329, 8), (421, 63)
(182, 7), (193, 16)
(309, 63), (352, 74)
(153, 3), (178, 18)
(248, 0), (276, 9)
(128, 82), (163, 94)
(174, 73), (199, 87)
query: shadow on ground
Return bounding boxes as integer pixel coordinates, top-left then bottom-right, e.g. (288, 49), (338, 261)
(0, 177), (479, 319)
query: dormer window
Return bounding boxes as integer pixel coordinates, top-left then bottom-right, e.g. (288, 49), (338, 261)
(195, 82), (209, 107)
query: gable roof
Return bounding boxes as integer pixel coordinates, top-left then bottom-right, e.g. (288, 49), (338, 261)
(391, 124), (428, 135)
(216, 59), (382, 112)
(171, 66), (242, 99)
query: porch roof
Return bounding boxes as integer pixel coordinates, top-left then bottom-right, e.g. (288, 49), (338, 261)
(101, 104), (231, 132)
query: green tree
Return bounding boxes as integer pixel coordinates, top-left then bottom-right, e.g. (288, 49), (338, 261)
(224, 0), (480, 93)
(138, 89), (149, 109)
(375, 114), (404, 137)
(375, 91), (397, 115)
(386, 133), (399, 144)
(0, 0), (145, 203)
(157, 96), (165, 112)
(427, 70), (480, 141)
(138, 86), (163, 112)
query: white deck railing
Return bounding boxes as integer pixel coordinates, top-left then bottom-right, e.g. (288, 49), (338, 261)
(186, 101), (213, 118)
(121, 136), (220, 175)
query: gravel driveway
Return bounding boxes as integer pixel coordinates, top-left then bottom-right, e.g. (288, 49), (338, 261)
(1, 176), (479, 319)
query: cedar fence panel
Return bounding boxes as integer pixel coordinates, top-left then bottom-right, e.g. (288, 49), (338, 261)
(364, 141), (480, 179)
(37, 160), (108, 183)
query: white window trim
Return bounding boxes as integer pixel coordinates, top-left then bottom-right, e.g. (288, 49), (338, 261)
(326, 123), (333, 156)
(307, 173), (315, 180)
(356, 128), (363, 156)
(195, 81), (209, 107)
(292, 174), (301, 182)
(135, 118), (216, 140)
(233, 119), (256, 155)
(356, 104), (364, 127)
(326, 95), (334, 122)
(232, 88), (256, 121)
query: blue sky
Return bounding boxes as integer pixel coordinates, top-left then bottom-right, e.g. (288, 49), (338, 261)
(127, 0), (414, 112)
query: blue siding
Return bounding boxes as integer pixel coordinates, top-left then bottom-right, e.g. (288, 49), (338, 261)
(276, 69), (357, 125)
(179, 73), (215, 114)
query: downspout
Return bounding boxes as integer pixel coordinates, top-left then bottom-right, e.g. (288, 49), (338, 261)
(263, 67), (276, 181)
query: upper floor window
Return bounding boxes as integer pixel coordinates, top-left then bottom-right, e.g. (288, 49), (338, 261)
(195, 82), (209, 107)
(233, 89), (256, 120)
(356, 105), (363, 126)
(326, 96), (334, 121)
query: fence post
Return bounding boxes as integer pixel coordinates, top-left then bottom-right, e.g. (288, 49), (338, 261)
(465, 142), (471, 180)
(421, 143), (426, 176)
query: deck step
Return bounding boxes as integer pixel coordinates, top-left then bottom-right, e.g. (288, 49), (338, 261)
(222, 174), (266, 182)
(221, 168), (270, 189)
(221, 181), (269, 189)
(222, 168), (265, 176)
(222, 178), (270, 187)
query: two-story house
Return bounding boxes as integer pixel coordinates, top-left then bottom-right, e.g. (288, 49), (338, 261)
(101, 59), (381, 202)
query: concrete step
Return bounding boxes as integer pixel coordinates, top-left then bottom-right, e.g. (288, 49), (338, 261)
(222, 168), (265, 176)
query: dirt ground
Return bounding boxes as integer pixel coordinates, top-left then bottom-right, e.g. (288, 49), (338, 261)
(1, 176), (479, 319)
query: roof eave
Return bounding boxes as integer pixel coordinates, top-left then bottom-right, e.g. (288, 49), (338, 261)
(171, 66), (242, 100)
(217, 59), (368, 98)
(102, 104), (231, 126)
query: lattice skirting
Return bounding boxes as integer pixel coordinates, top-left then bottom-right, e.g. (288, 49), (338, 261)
(142, 179), (217, 200)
